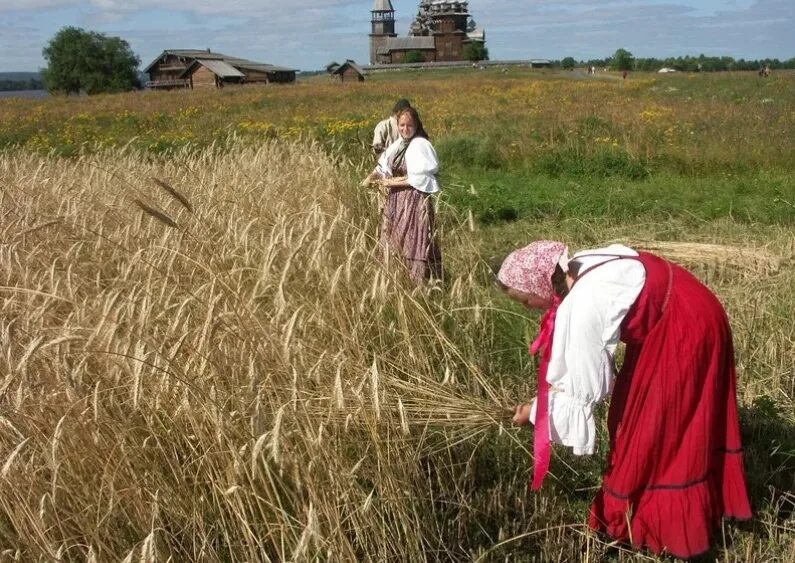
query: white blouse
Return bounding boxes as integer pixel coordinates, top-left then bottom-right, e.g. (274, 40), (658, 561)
(528, 245), (646, 455)
(377, 137), (440, 194)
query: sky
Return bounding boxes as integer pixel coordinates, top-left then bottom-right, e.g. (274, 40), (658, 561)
(0, 0), (793, 72)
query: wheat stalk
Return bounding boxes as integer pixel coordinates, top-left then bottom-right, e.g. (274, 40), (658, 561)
(133, 199), (178, 228)
(152, 177), (194, 212)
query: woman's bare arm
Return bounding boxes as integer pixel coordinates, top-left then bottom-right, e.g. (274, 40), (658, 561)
(378, 176), (409, 188)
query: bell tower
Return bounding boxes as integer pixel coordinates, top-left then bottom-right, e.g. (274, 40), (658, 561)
(369, 0), (397, 64)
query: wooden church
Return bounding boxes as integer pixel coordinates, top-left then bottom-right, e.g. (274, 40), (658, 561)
(369, 0), (486, 65)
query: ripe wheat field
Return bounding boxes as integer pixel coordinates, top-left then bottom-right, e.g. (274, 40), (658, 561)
(0, 69), (793, 561)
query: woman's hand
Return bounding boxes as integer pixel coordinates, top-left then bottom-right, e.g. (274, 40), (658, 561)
(512, 403), (532, 426)
(379, 176), (408, 188)
(360, 172), (378, 188)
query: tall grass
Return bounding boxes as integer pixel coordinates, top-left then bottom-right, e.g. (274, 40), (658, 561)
(0, 137), (792, 561)
(0, 139), (511, 561)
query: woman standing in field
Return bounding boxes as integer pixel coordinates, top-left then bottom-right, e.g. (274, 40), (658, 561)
(497, 241), (752, 559)
(362, 107), (441, 283)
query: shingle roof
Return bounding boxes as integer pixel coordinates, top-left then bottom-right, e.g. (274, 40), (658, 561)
(188, 59), (245, 78)
(372, 0), (394, 11)
(145, 50), (296, 74)
(380, 37), (436, 53)
(143, 49), (231, 72)
(160, 49), (230, 58)
(332, 60), (366, 76)
(224, 59), (297, 73)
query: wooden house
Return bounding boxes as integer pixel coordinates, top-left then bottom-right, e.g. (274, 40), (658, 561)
(330, 60), (366, 82)
(144, 49), (296, 90)
(144, 49), (206, 89)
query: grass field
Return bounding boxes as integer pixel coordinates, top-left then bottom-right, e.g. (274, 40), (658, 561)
(0, 68), (793, 561)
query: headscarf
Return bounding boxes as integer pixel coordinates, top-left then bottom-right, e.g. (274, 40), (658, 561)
(497, 241), (569, 301)
(498, 239), (569, 492)
(389, 138), (411, 175)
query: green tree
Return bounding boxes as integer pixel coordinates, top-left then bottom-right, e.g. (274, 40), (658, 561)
(42, 27), (140, 95)
(404, 50), (425, 64)
(462, 43), (489, 62)
(611, 48), (635, 71)
(561, 56), (576, 70)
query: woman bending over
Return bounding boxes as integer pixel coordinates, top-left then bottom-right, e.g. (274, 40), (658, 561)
(498, 241), (752, 559)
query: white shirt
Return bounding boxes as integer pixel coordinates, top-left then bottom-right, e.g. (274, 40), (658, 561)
(377, 137), (440, 194)
(529, 244), (646, 455)
(372, 116), (399, 153)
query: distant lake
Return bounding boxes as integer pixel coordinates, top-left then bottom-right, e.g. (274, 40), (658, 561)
(0, 90), (49, 99)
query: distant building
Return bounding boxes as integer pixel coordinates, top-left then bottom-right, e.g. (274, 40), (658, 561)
(378, 37), (437, 64)
(182, 59), (245, 88)
(369, 1), (398, 65)
(369, 0), (486, 65)
(329, 60), (366, 82)
(144, 49), (296, 90)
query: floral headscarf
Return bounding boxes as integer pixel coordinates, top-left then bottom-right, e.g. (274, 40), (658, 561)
(497, 241), (569, 301)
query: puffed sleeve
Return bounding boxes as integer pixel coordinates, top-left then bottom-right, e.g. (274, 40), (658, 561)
(529, 259), (645, 455)
(405, 138), (440, 194)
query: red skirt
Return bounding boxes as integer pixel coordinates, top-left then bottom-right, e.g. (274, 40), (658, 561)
(588, 253), (752, 559)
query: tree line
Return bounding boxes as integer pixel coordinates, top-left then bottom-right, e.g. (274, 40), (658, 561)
(560, 49), (795, 72)
(34, 27), (795, 96)
(0, 78), (45, 92)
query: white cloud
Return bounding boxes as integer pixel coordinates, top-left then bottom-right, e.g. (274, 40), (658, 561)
(476, 0), (794, 59)
(0, 1), (792, 71)
(0, 0), (358, 15)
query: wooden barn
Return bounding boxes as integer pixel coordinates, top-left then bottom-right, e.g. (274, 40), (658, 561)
(182, 59), (244, 89)
(144, 49), (296, 90)
(329, 60), (366, 82)
(222, 59), (296, 84)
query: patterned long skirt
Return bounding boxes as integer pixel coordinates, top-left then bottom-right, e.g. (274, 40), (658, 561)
(380, 186), (442, 283)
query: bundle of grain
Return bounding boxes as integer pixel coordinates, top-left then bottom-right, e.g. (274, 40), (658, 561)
(626, 240), (783, 274)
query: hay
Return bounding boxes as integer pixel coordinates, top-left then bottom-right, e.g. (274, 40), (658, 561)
(623, 240), (784, 274)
